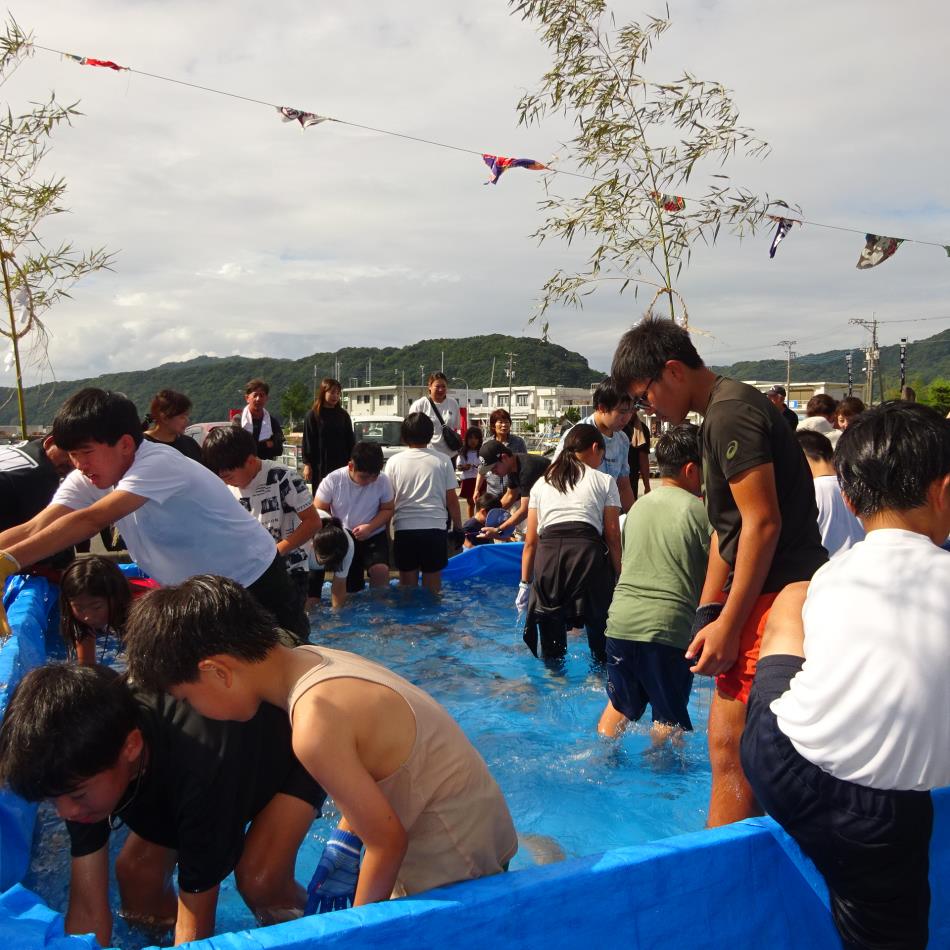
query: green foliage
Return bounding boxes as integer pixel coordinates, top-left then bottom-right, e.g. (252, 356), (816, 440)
(512, 0), (782, 330)
(0, 17), (114, 436)
(919, 378), (950, 416)
(563, 406), (581, 423)
(280, 381), (311, 430)
(0, 334), (606, 425)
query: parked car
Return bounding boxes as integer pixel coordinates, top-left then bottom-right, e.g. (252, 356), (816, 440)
(184, 421), (232, 447)
(352, 415), (406, 460)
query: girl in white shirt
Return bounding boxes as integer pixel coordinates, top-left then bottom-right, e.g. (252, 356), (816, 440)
(519, 424), (622, 662)
(457, 427), (482, 518)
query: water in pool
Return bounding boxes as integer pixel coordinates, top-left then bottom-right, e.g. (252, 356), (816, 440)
(25, 581), (713, 948)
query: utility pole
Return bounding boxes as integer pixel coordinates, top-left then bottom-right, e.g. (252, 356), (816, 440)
(420, 364), (426, 386)
(899, 337), (908, 391)
(367, 358), (372, 386)
(849, 317), (879, 405)
(313, 364), (318, 400)
(489, 357), (496, 390)
(441, 350), (444, 373)
(505, 351), (517, 412)
(776, 340), (798, 394)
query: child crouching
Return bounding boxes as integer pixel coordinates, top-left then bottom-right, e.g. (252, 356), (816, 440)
(123, 575), (518, 905)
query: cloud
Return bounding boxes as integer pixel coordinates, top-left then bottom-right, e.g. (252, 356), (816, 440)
(8, 0), (950, 389)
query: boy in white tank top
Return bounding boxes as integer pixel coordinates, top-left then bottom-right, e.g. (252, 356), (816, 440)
(124, 575), (517, 912)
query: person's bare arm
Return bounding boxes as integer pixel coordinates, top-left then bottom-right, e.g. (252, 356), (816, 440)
(330, 576), (348, 609)
(292, 701), (408, 906)
(603, 507), (622, 575)
(616, 476), (635, 513)
(699, 530), (730, 604)
(66, 847), (113, 947)
(483, 497), (529, 537)
(3, 492), (147, 569)
(688, 463), (781, 675)
(75, 633), (97, 667)
(445, 489), (462, 531)
(353, 500), (393, 541)
(521, 509), (539, 583)
(175, 885), (220, 945)
(0, 503), (74, 550)
(277, 505), (321, 558)
(638, 449), (651, 494)
(498, 487), (519, 509)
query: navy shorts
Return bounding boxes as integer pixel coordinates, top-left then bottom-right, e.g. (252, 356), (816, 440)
(605, 637), (693, 730)
(393, 528), (448, 574)
(741, 655), (933, 950)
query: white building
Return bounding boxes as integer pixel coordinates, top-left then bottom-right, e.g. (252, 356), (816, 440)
(745, 381), (851, 412)
(470, 385), (596, 429)
(344, 384), (487, 419)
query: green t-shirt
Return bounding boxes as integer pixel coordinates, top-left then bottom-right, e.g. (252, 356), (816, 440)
(605, 485), (711, 649)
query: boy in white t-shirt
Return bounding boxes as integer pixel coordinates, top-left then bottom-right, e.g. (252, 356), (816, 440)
(203, 425), (320, 633)
(795, 429), (864, 557)
(0, 389), (309, 640)
(740, 401), (950, 950)
(314, 442), (394, 593)
(384, 413), (463, 594)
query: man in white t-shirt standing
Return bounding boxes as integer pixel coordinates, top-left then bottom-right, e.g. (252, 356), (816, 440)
(315, 441), (394, 592)
(384, 413), (462, 594)
(740, 402), (950, 950)
(0, 389), (308, 641)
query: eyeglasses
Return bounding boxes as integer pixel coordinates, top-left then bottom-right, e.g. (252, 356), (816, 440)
(631, 377), (655, 412)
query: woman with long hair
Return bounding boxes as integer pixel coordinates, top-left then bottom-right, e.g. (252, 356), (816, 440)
(142, 389), (202, 463)
(302, 377), (355, 493)
(60, 555), (133, 666)
(518, 424), (622, 663)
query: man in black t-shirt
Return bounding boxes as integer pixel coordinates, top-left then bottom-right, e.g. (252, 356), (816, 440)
(0, 664), (325, 947)
(765, 385), (799, 430)
(476, 441), (550, 539)
(612, 317), (827, 828)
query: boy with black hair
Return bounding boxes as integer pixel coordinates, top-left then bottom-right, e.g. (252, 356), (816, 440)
(797, 393), (840, 446)
(0, 388), (307, 641)
(554, 377), (636, 511)
(0, 663), (326, 946)
(611, 317), (827, 826)
(241, 378), (284, 461)
(203, 425), (319, 632)
(384, 412), (463, 593)
(598, 424), (711, 744)
(796, 429), (864, 556)
(462, 493), (503, 548)
(741, 401), (950, 950)
(122, 575), (518, 907)
(314, 441), (394, 592)
(476, 441), (550, 539)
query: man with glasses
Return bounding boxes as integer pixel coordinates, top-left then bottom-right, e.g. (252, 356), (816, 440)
(611, 317), (827, 828)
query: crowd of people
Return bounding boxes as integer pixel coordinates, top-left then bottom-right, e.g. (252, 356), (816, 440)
(0, 322), (947, 950)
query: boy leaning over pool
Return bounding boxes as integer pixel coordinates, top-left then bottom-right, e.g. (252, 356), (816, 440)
(740, 402), (950, 950)
(0, 663), (325, 947)
(122, 574), (518, 908)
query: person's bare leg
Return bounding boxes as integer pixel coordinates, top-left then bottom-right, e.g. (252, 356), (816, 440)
(650, 722), (684, 748)
(115, 833), (178, 933)
(597, 701), (629, 738)
(421, 571), (442, 594)
(398, 570), (418, 587)
(236, 793), (316, 925)
(367, 563), (389, 589)
(706, 689), (761, 827)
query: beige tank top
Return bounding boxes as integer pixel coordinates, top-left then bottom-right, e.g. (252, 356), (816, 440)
(288, 645), (517, 896)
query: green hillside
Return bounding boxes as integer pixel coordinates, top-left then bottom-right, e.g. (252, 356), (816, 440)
(0, 335), (606, 426)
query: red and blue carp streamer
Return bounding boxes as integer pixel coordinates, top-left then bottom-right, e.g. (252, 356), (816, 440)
(482, 154), (547, 185)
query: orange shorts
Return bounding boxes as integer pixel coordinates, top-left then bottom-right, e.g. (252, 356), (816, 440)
(715, 591), (781, 704)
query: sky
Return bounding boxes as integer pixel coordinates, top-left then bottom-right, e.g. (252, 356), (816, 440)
(5, 0), (950, 388)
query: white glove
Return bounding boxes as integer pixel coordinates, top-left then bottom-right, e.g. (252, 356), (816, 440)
(515, 581), (530, 613)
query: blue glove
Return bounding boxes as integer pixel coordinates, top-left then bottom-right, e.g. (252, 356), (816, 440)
(305, 829), (363, 914)
(515, 581), (531, 613)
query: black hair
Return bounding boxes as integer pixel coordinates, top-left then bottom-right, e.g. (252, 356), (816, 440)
(52, 388), (144, 450)
(313, 517), (351, 572)
(805, 393), (837, 419)
(591, 377), (633, 413)
(0, 664), (140, 800)
(202, 423), (257, 473)
(464, 426), (483, 451)
(245, 377), (270, 395)
(796, 429), (834, 464)
(476, 493), (503, 512)
(401, 411), (434, 446)
(545, 423), (604, 494)
(124, 575), (280, 691)
(489, 408), (512, 436)
(350, 440), (384, 475)
(149, 389), (192, 421)
(611, 315), (704, 391)
(835, 401), (950, 517)
(655, 423), (701, 477)
(60, 556), (132, 653)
